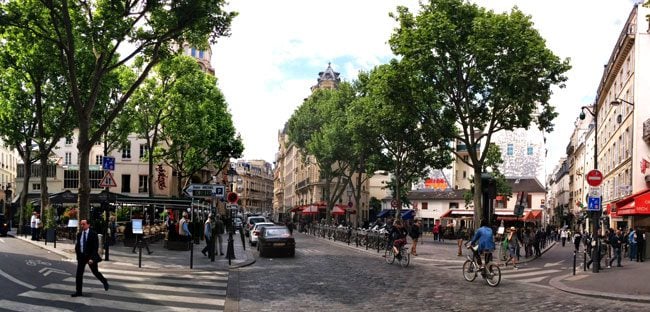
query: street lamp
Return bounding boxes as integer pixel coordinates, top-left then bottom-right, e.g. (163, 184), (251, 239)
(610, 98), (634, 124)
(226, 166), (238, 263)
(579, 104), (600, 273)
(346, 187), (352, 226)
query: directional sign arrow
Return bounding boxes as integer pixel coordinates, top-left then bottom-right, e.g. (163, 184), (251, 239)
(38, 267), (71, 277)
(543, 260), (565, 268)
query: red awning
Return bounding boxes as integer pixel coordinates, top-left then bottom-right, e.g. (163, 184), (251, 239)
(440, 209), (474, 219)
(289, 206), (303, 213)
(331, 206), (346, 215)
(612, 189), (650, 216)
(301, 205), (319, 214)
(523, 210), (542, 221)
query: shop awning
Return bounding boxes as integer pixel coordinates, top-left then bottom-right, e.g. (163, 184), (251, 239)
(523, 210), (542, 221)
(440, 209), (474, 219)
(612, 189), (650, 216)
(289, 206), (303, 213)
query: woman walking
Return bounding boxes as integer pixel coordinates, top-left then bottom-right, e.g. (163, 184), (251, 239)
(504, 226), (521, 269)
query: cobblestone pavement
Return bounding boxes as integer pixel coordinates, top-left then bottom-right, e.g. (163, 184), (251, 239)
(234, 234), (647, 312)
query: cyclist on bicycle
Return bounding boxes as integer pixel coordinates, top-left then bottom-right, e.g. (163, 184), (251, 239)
(390, 220), (408, 259)
(469, 220), (495, 269)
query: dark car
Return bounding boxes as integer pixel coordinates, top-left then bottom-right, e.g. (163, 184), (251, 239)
(0, 214), (8, 237)
(257, 226), (295, 257)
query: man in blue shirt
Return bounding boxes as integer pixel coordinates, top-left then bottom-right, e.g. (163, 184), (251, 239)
(470, 220), (495, 268)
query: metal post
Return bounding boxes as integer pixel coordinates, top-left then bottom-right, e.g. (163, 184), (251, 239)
(138, 235), (142, 268)
(573, 250), (577, 275)
(104, 201), (110, 261)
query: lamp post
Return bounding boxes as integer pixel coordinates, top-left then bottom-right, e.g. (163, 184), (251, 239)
(346, 187), (352, 226)
(226, 166), (238, 263)
(579, 104), (600, 272)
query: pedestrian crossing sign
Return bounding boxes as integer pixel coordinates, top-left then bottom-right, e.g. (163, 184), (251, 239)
(99, 171), (117, 188)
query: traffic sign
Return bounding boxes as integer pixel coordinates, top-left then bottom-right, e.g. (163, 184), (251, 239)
(587, 197), (601, 211)
(588, 186), (602, 198)
(391, 199), (399, 208)
(99, 172), (117, 188)
(226, 192), (239, 203)
(184, 184), (225, 198)
(102, 156), (115, 171)
(348, 201), (354, 208)
(586, 169), (603, 187)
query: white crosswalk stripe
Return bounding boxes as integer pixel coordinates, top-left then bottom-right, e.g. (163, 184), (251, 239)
(297, 248), (323, 255)
(4, 267), (228, 311)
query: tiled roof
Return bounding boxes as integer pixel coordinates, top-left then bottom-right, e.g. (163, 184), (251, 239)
(407, 189), (468, 200)
(507, 177), (546, 193)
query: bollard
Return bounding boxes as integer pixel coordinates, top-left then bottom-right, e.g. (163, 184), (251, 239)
(138, 241), (142, 268)
(583, 250), (587, 271)
(54, 228), (57, 249)
(190, 241), (194, 269)
(573, 250), (577, 275)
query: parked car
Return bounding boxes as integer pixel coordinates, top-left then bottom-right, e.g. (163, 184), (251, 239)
(234, 217), (243, 231)
(0, 214), (8, 237)
(257, 226), (295, 257)
(249, 222), (274, 246)
(245, 216), (268, 237)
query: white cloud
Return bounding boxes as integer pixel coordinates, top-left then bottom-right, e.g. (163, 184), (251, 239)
(212, 0), (640, 174)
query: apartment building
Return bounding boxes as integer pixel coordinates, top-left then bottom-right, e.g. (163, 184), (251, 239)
(232, 159), (273, 215)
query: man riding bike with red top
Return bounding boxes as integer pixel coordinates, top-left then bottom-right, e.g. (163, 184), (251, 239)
(390, 220), (408, 259)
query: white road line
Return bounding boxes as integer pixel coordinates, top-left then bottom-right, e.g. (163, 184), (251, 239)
(19, 291), (219, 312)
(61, 276), (227, 289)
(516, 276), (550, 283)
(100, 268), (228, 279)
(59, 278), (226, 295)
(0, 299), (75, 312)
(502, 269), (561, 279)
(0, 269), (36, 289)
(41, 284), (224, 305)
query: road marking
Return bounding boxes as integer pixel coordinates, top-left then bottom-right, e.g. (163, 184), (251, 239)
(19, 290), (219, 312)
(543, 260), (565, 267)
(60, 278), (226, 295)
(0, 299), (74, 312)
(516, 276), (550, 283)
(501, 269), (561, 278)
(564, 274), (589, 281)
(41, 284), (225, 305)
(100, 268), (227, 279)
(63, 274), (227, 287)
(0, 269), (36, 289)
(39, 267), (71, 277)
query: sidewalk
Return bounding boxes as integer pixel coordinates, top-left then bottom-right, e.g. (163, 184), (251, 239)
(8, 229), (255, 271)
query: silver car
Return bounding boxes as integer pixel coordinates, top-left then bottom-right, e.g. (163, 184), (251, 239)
(249, 222), (275, 246)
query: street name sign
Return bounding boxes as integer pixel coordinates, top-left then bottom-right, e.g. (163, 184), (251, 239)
(185, 184), (225, 198)
(588, 187), (602, 198)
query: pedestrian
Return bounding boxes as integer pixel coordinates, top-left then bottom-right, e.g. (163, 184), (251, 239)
(30, 211), (37, 241)
(456, 225), (466, 257)
(410, 219), (422, 256)
(433, 223), (440, 242)
(629, 228), (637, 261)
(636, 227), (646, 262)
(108, 216), (117, 246)
(71, 219), (109, 297)
(560, 228), (568, 247)
(34, 213), (42, 241)
(215, 215), (225, 256)
(573, 229), (582, 252)
(179, 212), (191, 242)
(286, 220), (294, 236)
(202, 214), (214, 257)
(504, 226), (521, 269)
(608, 229), (623, 268)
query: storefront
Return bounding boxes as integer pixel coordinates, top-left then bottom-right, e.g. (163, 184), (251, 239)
(610, 189), (650, 229)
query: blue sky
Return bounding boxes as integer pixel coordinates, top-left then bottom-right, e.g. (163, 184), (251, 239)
(212, 0), (641, 176)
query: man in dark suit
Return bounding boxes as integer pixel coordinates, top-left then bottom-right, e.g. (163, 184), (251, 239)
(71, 219), (109, 297)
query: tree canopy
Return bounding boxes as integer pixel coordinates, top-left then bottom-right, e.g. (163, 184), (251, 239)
(389, 0), (570, 226)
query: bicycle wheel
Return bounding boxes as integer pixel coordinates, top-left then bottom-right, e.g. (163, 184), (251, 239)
(385, 248), (395, 264)
(400, 250), (410, 268)
(462, 260), (477, 282)
(484, 262), (501, 287)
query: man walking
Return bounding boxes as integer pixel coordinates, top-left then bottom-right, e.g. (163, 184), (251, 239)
(215, 215), (225, 256)
(202, 214), (214, 257)
(30, 211), (37, 240)
(608, 229), (623, 268)
(409, 219), (422, 256)
(637, 228), (646, 262)
(71, 220), (108, 297)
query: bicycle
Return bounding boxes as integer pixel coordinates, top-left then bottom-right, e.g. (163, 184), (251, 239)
(462, 245), (501, 287)
(384, 242), (410, 268)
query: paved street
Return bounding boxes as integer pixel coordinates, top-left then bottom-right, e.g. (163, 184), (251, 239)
(234, 233), (648, 312)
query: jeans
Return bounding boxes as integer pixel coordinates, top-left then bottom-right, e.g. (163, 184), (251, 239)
(629, 243), (637, 261)
(609, 247), (621, 267)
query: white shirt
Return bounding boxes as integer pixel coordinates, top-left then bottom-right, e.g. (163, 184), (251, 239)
(80, 230), (88, 253)
(30, 215), (36, 228)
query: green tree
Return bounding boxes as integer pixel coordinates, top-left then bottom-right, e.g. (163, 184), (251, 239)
(156, 59), (243, 196)
(354, 60), (452, 219)
(389, 0), (570, 226)
(287, 83), (357, 222)
(0, 20), (75, 232)
(0, 0), (236, 220)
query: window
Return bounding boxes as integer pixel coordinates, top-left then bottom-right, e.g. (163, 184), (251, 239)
(139, 144), (147, 159)
(65, 137), (73, 145)
(122, 147), (131, 159)
(32, 183), (41, 191)
(421, 202), (428, 210)
(527, 145), (533, 155)
(64, 170), (79, 189)
(199, 50), (204, 59)
(507, 144), (513, 156)
(449, 202), (459, 209)
(90, 170), (103, 189)
(121, 174), (131, 193)
(139, 175), (148, 193)
(462, 171), (467, 178)
(95, 155), (103, 165)
(191, 48), (196, 57)
(65, 152), (72, 165)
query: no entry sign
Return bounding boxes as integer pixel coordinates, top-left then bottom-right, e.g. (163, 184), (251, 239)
(586, 169), (603, 187)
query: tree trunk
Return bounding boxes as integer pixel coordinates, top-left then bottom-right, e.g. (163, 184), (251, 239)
(77, 121), (91, 221)
(473, 167), (483, 229)
(39, 146), (50, 227)
(18, 161), (32, 235)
